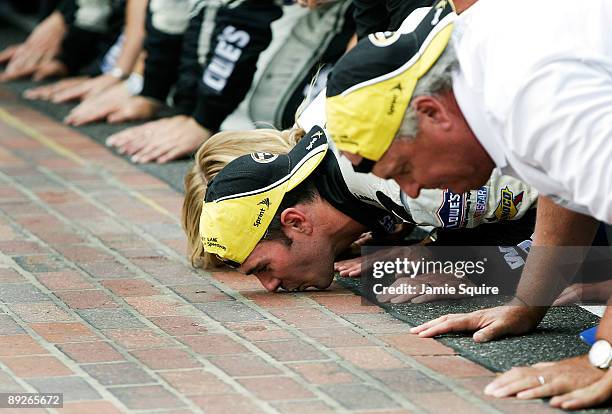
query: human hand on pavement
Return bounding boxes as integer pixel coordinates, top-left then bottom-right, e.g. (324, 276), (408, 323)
(549, 365), (612, 410)
(410, 303), (548, 343)
(63, 84), (160, 126)
(0, 12), (65, 82)
(23, 77), (89, 101)
(45, 73), (121, 104)
(106, 115), (211, 163)
(334, 256), (363, 277)
(553, 279), (612, 306)
(23, 59), (68, 82)
(484, 355), (605, 405)
(335, 244), (432, 279)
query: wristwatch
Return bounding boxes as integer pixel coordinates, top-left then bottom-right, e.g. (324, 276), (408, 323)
(109, 67), (128, 80)
(588, 339), (612, 369)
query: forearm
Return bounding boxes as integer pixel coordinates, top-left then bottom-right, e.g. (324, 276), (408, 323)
(59, 0), (124, 74)
(114, 0), (148, 73)
(514, 196), (599, 306)
(140, 0), (190, 102)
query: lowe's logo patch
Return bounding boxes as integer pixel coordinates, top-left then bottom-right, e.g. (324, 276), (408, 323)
(436, 190), (465, 229)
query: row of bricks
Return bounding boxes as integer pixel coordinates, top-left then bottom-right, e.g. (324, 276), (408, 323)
(0, 97), (563, 413)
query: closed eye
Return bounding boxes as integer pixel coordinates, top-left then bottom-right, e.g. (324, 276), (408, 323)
(251, 264), (270, 276)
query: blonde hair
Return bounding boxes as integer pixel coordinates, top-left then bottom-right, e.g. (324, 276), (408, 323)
(181, 128), (305, 269)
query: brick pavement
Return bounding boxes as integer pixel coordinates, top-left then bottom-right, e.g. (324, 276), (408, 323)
(0, 89), (566, 413)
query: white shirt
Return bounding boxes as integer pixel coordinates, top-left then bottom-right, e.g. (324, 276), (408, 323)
(452, 0), (612, 223)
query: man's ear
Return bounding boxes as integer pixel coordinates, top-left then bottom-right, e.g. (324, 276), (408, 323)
(280, 207), (313, 235)
(411, 95), (452, 129)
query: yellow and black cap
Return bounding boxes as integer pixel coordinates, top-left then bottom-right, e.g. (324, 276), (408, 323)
(200, 127), (329, 267)
(326, 0), (456, 172)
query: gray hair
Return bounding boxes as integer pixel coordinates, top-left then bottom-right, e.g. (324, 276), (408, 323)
(396, 43), (458, 139)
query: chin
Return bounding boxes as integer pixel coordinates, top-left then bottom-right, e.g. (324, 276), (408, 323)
(316, 273), (335, 290)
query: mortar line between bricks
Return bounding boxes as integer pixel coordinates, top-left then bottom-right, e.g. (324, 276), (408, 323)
(3, 163), (349, 414)
(32, 169), (429, 413)
(0, 173), (276, 414)
(34, 168), (349, 414)
(0, 181), (218, 414)
(0, 289), (130, 414)
(32, 177), (438, 414)
(0, 107), (177, 222)
(301, 304), (505, 414)
(0, 108), (86, 167)
(11, 154), (472, 413)
(1, 113), (498, 413)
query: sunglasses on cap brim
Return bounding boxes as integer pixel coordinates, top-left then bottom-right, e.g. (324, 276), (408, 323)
(352, 158), (376, 174)
(215, 255), (240, 269)
(213, 228), (271, 270)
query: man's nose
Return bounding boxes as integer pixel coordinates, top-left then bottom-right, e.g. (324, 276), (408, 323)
(256, 275), (282, 292)
(396, 178), (422, 199)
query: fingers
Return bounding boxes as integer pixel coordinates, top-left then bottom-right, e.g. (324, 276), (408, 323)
(0, 63), (37, 82)
(107, 97), (158, 124)
(106, 106), (134, 124)
(130, 139), (172, 163)
(517, 383), (562, 400)
(64, 101), (113, 126)
(485, 367), (546, 398)
(346, 265), (362, 277)
(552, 289), (579, 306)
(32, 60), (67, 81)
(51, 81), (92, 103)
(106, 127), (148, 155)
(0, 46), (40, 81)
(336, 262), (362, 277)
(472, 323), (505, 343)
(484, 369), (564, 400)
(0, 45), (18, 64)
(156, 146), (188, 164)
(550, 380), (612, 410)
(23, 84), (55, 100)
(488, 376), (541, 398)
(107, 105), (144, 124)
(409, 312), (477, 337)
(24, 77), (88, 101)
(376, 278), (419, 303)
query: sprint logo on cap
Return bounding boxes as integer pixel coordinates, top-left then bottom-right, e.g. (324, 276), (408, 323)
(254, 198), (271, 227)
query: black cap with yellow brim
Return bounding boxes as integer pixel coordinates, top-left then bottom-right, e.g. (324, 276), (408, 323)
(200, 127), (329, 266)
(326, 0), (456, 166)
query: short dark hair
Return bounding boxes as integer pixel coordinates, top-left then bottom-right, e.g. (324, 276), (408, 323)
(262, 175), (318, 245)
